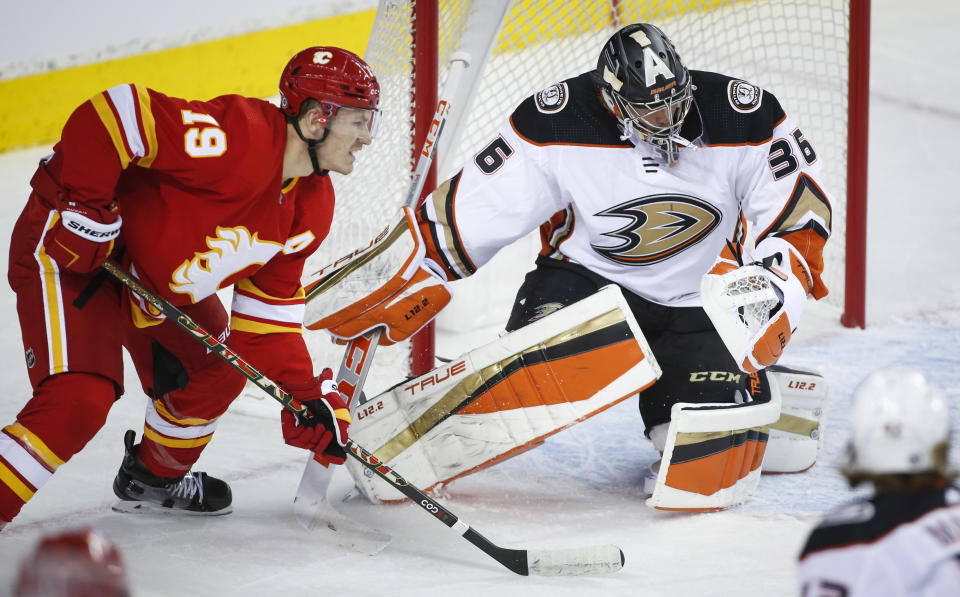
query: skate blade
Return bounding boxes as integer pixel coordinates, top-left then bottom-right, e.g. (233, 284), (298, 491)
(112, 499), (233, 516)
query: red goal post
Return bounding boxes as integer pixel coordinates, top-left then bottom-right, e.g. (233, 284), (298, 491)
(304, 0), (869, 384)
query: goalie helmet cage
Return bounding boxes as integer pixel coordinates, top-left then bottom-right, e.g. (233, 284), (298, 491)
(306, 0), (869, 384)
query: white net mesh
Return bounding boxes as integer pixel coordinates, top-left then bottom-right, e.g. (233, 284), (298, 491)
(298, 0), (852, 394)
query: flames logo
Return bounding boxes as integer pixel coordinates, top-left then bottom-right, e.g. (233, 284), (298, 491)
(170, 227), (282, 302)
(591, 194), (721, 266)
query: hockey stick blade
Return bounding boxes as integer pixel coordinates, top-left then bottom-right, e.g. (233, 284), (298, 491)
(348, 441), (625, 576)
(463, 527), (624, 576)
(293, 333), (381, 538)
(292, 494), (391, 556)
(293, 457), (390, 555)
(526, 545), (625, 576)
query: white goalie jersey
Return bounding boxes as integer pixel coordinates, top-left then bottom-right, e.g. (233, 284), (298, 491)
(418, 70), (832, 306)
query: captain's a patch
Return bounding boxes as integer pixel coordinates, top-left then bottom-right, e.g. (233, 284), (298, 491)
(727, 79), (763, 113)
(535, 82), (569, 114)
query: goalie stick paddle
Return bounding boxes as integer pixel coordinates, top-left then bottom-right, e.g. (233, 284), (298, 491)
(102, 260), (625, 576)
(293, 330), (390, 553)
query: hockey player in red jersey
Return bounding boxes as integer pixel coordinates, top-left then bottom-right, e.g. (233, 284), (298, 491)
(415, 23), (833, 509)
(14, 527), (128, 597)
(0, 47), (380, 528)
(798, 370), (960, 596)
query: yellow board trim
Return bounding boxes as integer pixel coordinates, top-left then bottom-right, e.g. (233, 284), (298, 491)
(0, 461), (34, 503)
(495, 0), (732, 53)
(6, 423), (64, 469)
(143, 426), (213, 449)
(0, 10), (376, 153)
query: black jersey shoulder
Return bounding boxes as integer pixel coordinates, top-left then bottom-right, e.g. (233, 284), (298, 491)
(688, 70), (786, 146)
(509, 72), (630, 147)
(799, 486), (958, 559)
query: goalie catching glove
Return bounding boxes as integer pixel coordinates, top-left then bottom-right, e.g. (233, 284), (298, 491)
(701, 237), (814, 373)
(281, 368), (352, 464)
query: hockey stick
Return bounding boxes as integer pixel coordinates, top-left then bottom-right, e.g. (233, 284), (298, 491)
(292, 50), (472, 529)
(102, 260), (625, 576)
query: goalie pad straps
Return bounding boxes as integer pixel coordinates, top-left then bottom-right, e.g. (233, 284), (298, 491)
(344, 285), (662, 503)
(645, 370), (781, 511)
(303, 206), (451, 346)
(700, 237), (813, 373)
(762, 365), (828, 474)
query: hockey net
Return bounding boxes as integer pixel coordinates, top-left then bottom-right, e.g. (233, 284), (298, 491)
(239, 0), (864, 411)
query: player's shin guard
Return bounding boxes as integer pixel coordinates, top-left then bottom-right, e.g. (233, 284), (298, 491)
(346, 285), (661, 502)
(761, 365), (827, 474)
(646, 372), (781, 511)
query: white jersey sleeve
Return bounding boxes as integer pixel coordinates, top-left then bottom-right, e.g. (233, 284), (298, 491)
(417, 120), (565, 279)
(736, 103), (834, 299)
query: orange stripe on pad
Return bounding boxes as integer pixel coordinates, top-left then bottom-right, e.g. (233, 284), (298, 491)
(665, 430), (768, 496)
(457, 339), (645, 414)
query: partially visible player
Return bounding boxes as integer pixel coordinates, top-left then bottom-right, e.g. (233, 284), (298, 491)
(13, 527), (128, 597)
(414, 23), (832, 509)
(0, 47), (379, 528)
(797, 369), (960, 596)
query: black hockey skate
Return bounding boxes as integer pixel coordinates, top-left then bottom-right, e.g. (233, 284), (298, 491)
(112, 429), (232, 515)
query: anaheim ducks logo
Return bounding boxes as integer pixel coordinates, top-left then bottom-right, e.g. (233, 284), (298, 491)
(591, 195), (721, 265)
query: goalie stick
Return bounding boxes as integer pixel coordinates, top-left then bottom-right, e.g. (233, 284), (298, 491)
(292, 49), (472, 528)
(292, 330), (390, 554)
(102, 259), (625, 576)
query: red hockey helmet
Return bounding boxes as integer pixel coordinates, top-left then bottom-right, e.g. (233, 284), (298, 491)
(14, 528), (128, 597)
(279, 47), (381, 128)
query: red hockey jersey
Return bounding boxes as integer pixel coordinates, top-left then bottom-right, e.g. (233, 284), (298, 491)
(34, 84), (334, 384)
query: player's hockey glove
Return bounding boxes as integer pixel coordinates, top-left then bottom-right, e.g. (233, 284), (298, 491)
(32, 160), (122, 274)
(42, 204), (122, 273)
(280, 368), (352, 464)
(701, 237), (813, 373)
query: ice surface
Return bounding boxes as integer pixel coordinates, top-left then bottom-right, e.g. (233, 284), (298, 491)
(1, 2), (959, 595)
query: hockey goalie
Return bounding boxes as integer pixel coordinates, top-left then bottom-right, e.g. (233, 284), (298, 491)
(308, 23), (834, 511)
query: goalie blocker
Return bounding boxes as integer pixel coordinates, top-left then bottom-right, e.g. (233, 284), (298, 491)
(303, 206), (450, 345)
(345, 285), (662, 503)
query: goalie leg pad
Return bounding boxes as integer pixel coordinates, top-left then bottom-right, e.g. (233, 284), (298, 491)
(345, 285), (662, 502)
(645, 372), (781, 511)
(761, 365), (827, 474)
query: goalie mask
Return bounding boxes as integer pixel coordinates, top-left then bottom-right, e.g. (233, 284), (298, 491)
(846, 369), (950, 478)
(595, 23), (693, 164)
(279, 47), (381, 175)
